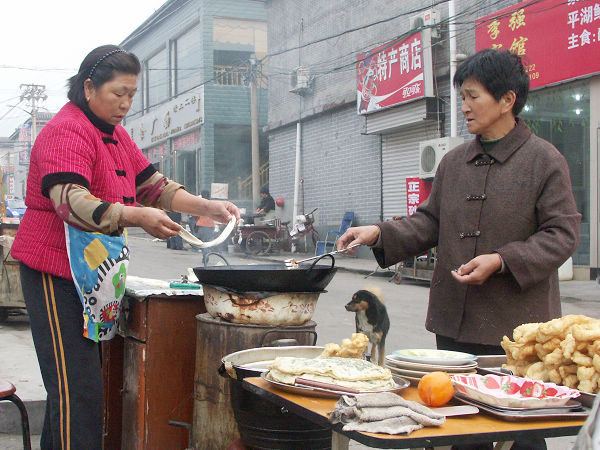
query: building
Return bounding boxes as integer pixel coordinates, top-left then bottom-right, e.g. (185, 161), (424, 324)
(265, 0), (599, 279)
(3, 112), (54, 200)
(121, 0), (268, 208)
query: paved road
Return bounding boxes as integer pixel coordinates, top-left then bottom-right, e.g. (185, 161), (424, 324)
(1, 233), (597, 448)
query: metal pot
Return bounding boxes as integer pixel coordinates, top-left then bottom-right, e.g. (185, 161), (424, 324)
(203, 284), (322, 326)
(193, 254), (337, 293)
(219, 345), (324, 380)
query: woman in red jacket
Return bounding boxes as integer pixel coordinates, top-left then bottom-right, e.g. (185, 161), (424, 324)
(12, 44), (239, 449)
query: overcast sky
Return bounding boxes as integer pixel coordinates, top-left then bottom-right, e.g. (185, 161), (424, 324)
(0, 0), (168, 137)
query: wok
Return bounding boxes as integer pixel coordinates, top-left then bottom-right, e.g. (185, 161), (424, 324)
(193, 254), (337, 293)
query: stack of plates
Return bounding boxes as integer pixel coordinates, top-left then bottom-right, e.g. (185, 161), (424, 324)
(385, 349), (478, 385)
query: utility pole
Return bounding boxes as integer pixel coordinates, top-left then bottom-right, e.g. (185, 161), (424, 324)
(248, 56), (260, 208)
(20, 84), (47, 146)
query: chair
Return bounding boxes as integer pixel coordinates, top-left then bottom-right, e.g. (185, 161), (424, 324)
(0, 379), (31, 450)
(315, 212), (354, 255)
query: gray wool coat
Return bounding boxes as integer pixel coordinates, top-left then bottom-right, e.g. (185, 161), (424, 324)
(373, 119), (581, 346)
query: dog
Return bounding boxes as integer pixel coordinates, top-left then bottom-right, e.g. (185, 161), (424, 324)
(345, 286), (390, 366)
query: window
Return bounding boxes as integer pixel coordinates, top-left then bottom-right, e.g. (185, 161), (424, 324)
(176, 24), (202, 95)
(522, 80), (590, 265)
(146, 49), (169, 108)
(213, 50), (251, 86)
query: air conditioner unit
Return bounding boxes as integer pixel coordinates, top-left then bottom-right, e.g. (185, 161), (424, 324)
(419, 137), (464, 179)
(410, 9), (440, 39)
(289, 66), (310, 94)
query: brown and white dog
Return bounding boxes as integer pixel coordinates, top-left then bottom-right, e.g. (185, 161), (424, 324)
(345, 286), (390, 366)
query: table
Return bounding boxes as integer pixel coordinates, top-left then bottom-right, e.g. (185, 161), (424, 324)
(243, 377), (586, 449)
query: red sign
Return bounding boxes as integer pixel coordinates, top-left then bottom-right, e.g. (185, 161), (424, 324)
(357, 32), (426, 114)
(406, 177), (432, 216)
(476, 0), (600, 89)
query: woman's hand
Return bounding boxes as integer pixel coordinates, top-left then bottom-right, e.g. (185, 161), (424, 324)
(203, 199), (241, 223)
(120, 206), (181, 240)
(451, 253), (502, 285)
(170, 190), (240, 224)
(336, 225), (380, 251)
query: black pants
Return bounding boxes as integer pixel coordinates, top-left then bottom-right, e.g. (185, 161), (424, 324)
(20, 263), (102, 450)
(436, 335), (547, 450)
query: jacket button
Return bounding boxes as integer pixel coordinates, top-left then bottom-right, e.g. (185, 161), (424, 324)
(475, 230), (481, 236)
(459, 232), (465, 239)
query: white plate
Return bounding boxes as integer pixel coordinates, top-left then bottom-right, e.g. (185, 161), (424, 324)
(261, 372), (410, 398)
(391, 349), (476, 366)
(385, 355), (478, 372)
(386, 365), (476, 379)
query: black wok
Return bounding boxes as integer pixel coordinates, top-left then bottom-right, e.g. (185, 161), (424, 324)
(193, 254), (337, 293)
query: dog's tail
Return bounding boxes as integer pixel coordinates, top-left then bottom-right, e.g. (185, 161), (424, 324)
(362, 285), (384, 303)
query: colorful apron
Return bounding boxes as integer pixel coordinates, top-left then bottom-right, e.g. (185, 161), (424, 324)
(65, 224), (129, 342)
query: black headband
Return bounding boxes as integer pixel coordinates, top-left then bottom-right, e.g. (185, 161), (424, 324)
(88, 49), (126, 79)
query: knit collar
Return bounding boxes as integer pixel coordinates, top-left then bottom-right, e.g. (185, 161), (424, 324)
(80, 102), (116, 135)
(465, 118), (532, 164)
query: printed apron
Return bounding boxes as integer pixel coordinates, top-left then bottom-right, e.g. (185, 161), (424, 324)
(65, 224), (129, 341)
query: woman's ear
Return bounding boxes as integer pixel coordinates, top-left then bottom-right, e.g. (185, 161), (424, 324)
(501, 90), (517, 113)
(83, 79), (94, 102)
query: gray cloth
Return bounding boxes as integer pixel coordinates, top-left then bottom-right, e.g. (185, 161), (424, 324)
(573, 394), (600, 449)
(329, 392), (445, 435)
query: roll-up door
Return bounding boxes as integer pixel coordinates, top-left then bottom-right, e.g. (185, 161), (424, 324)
(381, 122), (439, 220)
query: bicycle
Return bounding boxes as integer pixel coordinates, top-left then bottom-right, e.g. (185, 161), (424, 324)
(234, 208), (320, 255)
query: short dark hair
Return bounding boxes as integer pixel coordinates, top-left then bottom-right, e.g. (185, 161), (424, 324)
(453, 49), (529, 116)
(67, 44), (141, 109)
(260, 187), (269, 195)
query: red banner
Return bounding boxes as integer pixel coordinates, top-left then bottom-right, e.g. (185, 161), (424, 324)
(357, 32), (426, 114)
(406, 177), (432, 216)
(476, 0), (600, 89)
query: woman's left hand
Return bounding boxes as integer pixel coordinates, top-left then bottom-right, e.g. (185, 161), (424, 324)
(204, 200), (241, 224)
(451, 253), (502, 285)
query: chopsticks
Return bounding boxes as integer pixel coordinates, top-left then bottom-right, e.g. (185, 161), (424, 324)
(284, 244), (360, 268)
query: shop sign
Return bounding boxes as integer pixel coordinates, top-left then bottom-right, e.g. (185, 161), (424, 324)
(173, 130), (201, 152)
(146, 142), (169, 163)
(126, 86), (204, 149)
(405, 177), (432, 216)
(356, 31), (433, 114)
(476, 0), (600, 89)
(211, 182), (228, 200)
(8, 175), (14, 195)
(18, 124), (31, 165)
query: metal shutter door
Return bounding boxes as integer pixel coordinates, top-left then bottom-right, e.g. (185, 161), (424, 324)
(381, 122), (439, 220)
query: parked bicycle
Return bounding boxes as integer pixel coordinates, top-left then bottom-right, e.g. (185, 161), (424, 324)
(233, 208), (320, 255)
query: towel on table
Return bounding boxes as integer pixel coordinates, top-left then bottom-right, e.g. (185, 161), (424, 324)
(329, 392), (445, 435)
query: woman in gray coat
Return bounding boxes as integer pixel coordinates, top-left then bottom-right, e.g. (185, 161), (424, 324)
(338, 49), (581, 355)
(339, 48), (581, 450)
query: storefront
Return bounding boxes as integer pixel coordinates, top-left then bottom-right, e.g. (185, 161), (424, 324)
(476, 0), (599, 277)
(125, 88), (204, 195)
(358, 29), (443, 218)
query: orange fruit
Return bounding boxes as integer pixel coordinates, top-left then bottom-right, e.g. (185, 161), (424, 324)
(417, 371), (454, 407)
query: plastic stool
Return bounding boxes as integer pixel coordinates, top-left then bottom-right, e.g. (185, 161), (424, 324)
(0, 379), (31, 450)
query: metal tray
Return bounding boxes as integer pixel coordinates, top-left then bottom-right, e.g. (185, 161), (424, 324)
(454, 394), (589, 421)
(261, 372), (410, 398)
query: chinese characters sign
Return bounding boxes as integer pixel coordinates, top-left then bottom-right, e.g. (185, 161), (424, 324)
(405, 177), (432, 216)
(476, 0), (600, 89)
(126, 87), (204, 149)
(357, 31), (432, 114)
